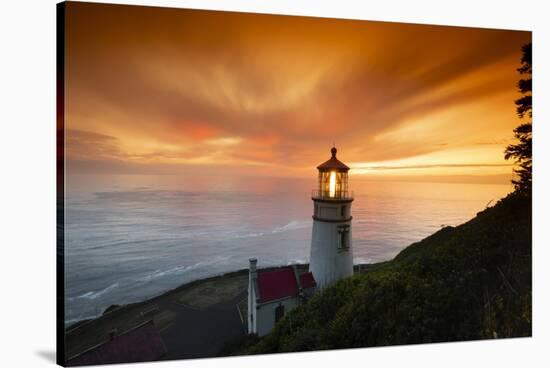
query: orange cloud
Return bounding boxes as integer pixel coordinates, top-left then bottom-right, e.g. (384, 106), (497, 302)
(179, 121), (220, 141)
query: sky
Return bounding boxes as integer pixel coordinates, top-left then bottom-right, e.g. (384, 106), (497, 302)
(63, 2), (531, 184)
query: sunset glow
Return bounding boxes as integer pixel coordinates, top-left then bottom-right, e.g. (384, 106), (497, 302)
(63, 3), (531, 184)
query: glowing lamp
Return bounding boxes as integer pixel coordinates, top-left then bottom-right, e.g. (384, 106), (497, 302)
(315, 147), (350, 199)
(329, 171), (336, 197)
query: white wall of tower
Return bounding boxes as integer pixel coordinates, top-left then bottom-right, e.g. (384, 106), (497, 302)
(309, 199), (354, 289)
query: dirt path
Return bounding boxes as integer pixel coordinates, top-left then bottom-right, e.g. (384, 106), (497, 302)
(159, 291), (247, 360)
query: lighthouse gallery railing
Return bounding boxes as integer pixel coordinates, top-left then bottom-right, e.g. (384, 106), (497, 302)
(311, 189), (354, 200)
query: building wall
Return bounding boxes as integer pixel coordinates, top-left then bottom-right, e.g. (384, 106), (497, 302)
(255, 297), (299, 337)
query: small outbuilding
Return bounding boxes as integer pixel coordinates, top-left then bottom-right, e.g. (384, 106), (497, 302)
(247, 258), (316, 336)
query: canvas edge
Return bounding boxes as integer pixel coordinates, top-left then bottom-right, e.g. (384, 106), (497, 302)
(56, 1), (66, 366)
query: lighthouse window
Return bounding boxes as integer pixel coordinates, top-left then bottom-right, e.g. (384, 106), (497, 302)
(340, 231), (348, 249)
(314, 204), (319, 216)
(275, 304), (285, 323)
(338, 225), (350, 250)
(341, 206), (345, 217)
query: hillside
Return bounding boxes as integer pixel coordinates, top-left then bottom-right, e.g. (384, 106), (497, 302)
(234, 192), (531, 354)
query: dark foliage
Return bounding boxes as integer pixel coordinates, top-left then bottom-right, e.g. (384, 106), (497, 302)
(230, 193), (531, 354)
(505, 43), (532, 195)
(218, 334), (260, 356)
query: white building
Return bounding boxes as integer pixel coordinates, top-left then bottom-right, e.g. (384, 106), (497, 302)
(247, 259), (316, 336)
(309, 147), (354, 289)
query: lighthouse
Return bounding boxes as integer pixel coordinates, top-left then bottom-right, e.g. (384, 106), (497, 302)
(309, 146), (354, 289)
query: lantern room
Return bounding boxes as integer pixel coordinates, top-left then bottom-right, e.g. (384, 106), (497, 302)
(313, 147), (352, 200)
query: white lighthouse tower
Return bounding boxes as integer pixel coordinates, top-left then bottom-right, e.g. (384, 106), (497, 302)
(309, 146), (354, 289)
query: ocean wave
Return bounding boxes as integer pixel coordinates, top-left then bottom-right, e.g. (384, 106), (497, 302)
(138, 264), (196, 282)
(137, 256), (231, 283)
(69, 283), (119, 301)
(286, 258), (307, 265)
(232, 231), (265, 239)
(223, 220), (310, 240)
(354, 257), (373, 264)
(271, 220), (310, 234)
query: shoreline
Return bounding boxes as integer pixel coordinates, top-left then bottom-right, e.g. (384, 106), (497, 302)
(65, 262), (378, 330)
(65, 266), (253, 331)
(64, 262), (379, 362)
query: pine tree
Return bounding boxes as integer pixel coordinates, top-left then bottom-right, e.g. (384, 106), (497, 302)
(505, 43), (532, 195)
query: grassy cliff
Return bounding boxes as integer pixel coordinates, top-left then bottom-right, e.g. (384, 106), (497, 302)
(237, 192), (531, 354)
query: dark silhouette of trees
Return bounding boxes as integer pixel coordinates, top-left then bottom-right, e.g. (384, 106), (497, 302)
(505, 43), (532, 195)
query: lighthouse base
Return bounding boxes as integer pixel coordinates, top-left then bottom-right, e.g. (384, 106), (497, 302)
(309, 218), (353, 289)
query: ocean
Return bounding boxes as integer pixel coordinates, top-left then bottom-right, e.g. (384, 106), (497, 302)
(64, 174), (512, 325)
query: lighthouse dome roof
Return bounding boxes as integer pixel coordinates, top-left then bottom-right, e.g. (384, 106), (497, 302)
(316, 147), (350, 172)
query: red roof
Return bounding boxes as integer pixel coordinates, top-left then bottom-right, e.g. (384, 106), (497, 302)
(257, 267), (299, 302)
(317, 147), (350, 172)
(299, 272), (316, 289)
